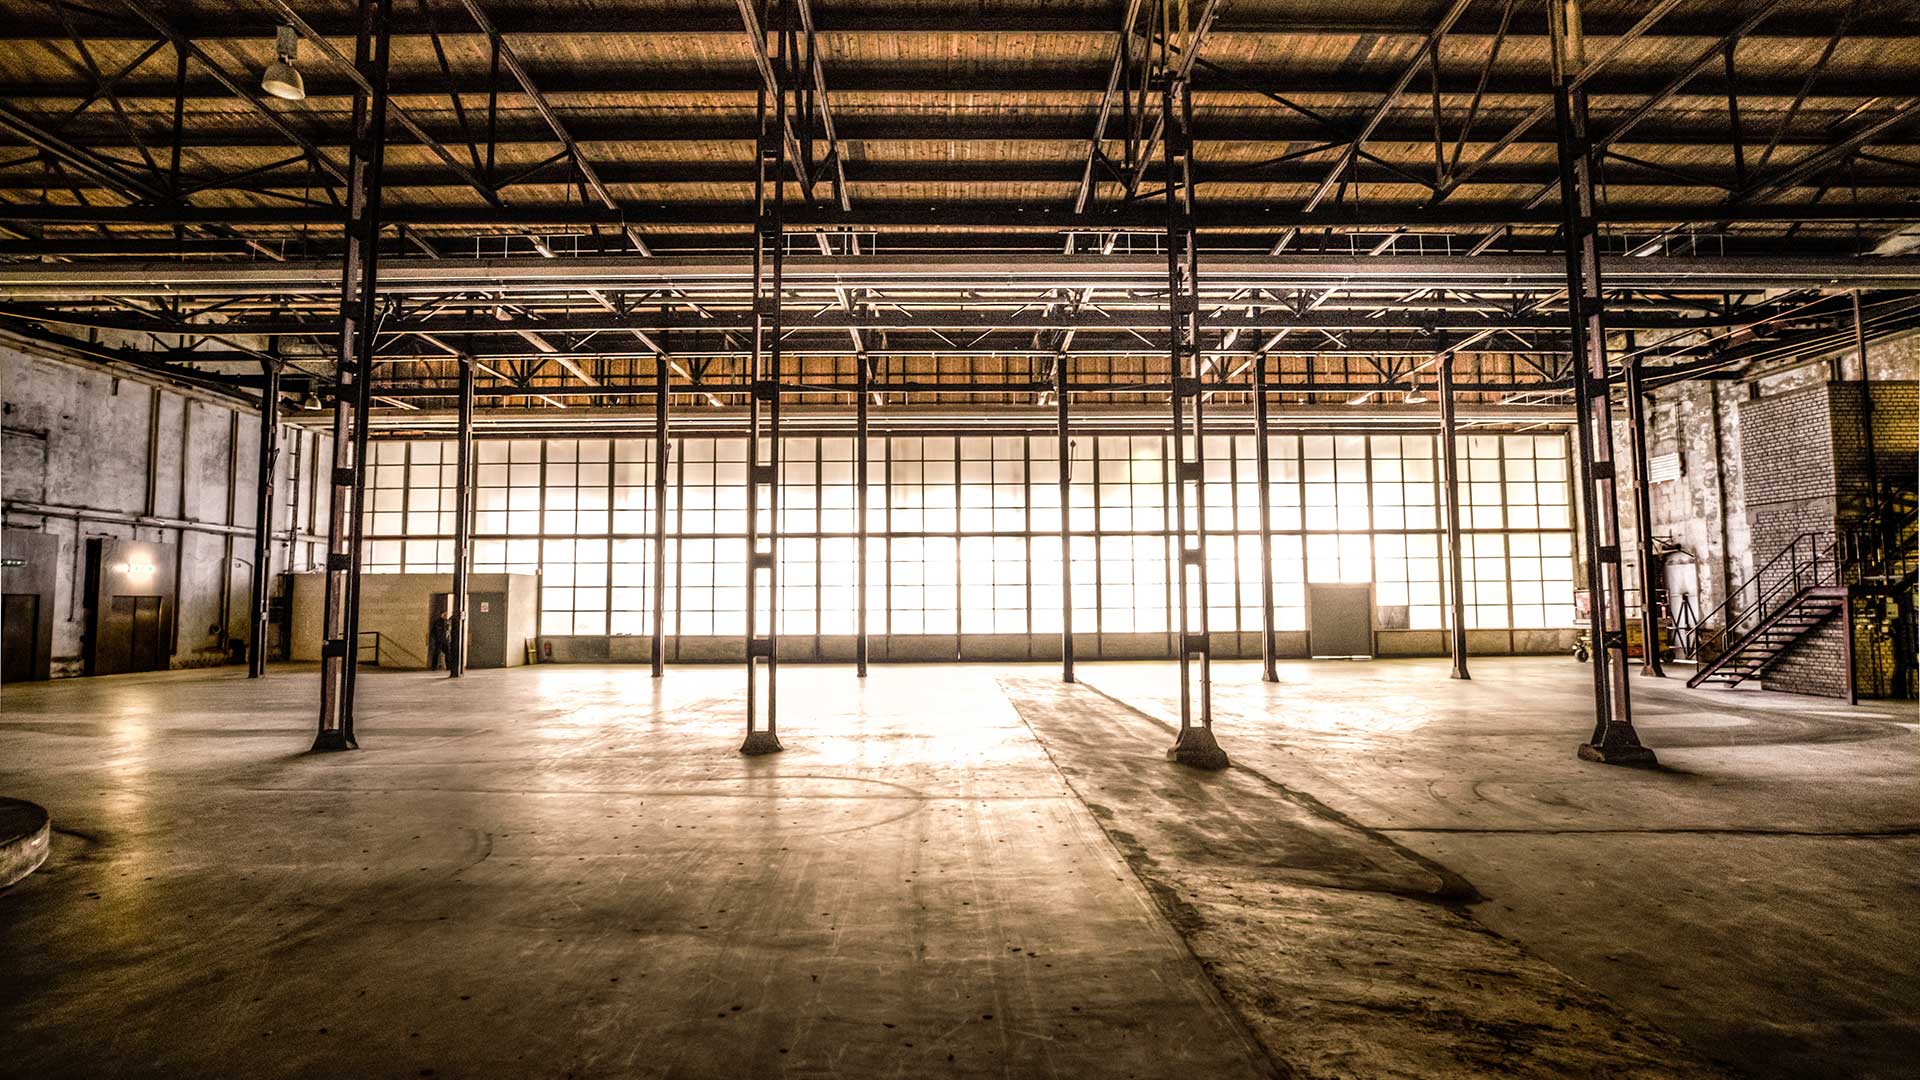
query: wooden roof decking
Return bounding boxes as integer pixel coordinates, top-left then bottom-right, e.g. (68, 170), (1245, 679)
(1, 0), (1917, 415)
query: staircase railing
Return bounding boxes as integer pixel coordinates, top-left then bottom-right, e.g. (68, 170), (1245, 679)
(1692, 531), (1843, 664)
(1851, 502), (1918, 589)
(1686, 500), (1916, 666)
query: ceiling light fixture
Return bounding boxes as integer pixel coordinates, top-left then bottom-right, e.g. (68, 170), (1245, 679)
(301, 389), (323, 411)
(1403, 386), (1429, 405)
(261, 24), (306, 102)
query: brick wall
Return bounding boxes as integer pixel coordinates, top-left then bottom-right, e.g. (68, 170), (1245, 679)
(1764, 615), (1850, 699)
(1738, 384), (1841, 603)
(1642, 330), (1917, 700)
(1736, 384), (1850, 697)
(1870, 382), (1918, 491)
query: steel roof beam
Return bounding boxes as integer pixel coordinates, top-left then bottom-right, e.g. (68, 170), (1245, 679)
(9, 200), (1919, 230)
(8, 10), (1917, 41)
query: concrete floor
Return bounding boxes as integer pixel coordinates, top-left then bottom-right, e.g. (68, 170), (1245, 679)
(0, 659), (1913, 1079)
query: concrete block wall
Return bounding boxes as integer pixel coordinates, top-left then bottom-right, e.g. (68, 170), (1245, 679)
(289, 572), (536, 669)
(2, 339), (330, 677)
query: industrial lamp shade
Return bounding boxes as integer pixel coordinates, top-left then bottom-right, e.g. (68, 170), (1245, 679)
(261, 24), (305, 101)
(261, 59), (305, 101)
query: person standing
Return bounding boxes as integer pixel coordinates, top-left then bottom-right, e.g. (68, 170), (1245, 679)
(429, 609), (452, 671)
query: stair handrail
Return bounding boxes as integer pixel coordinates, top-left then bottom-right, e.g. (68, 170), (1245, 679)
(1847, 503), (1918, 584)
(1694, 530), (1842, 661)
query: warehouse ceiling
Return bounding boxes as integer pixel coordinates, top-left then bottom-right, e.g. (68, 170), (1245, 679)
(2, 0), (1919, 420)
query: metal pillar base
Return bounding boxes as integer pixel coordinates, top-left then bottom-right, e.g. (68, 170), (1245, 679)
(1576, 740), (1657, 767)
(739, 730), (784, 756)
(309, 729), (357, 753)
(1167, 727), (1230, 771)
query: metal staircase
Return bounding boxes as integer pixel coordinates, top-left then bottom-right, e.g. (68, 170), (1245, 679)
(1687, 498), (1917, 690)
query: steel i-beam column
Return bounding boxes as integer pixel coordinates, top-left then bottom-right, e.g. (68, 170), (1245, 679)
(651, 355), (669, 677)
(1163, 75), (1228, 770)
(1251, 352), (1278, 682)
(1056, 350), (1075, 683)
(247, 358), (280, 678)
(741, 0), (789, 756)
(856, 350), (870, 677)
(449, 354), (474, 677)
(1551, 0), (1655, 766)
(314, 0), (393, 752)
(1439, 354), (1470, 679)
(1623, 340), (1664, 678)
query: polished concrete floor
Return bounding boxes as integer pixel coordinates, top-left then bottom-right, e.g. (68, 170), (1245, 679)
(0, 658), (1913, 1079)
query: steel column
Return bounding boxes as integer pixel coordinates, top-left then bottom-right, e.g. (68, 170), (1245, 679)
(313, 0), (392, 752)
(856, 350), (870, 677)
(247, 358), (280, 678)
(449, 353), (474, 677)
(1163, 73), (1228, 770)
(1552, 0), (1655, 766)
(1056, 351), (1075, 682)
(1623, 343), (1665, 677)
(1439, 354), (1470, 679)
(1251, 352), (1278, 682)
(741, 0), (791, 755)
(651, 355), (669, 677)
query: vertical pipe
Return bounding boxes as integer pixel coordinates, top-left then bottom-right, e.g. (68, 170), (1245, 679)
(651, 355), (669, 677)
(1439, 354), (1470, 679)
(1624, 343), (1665, 677)
(1252, 352), (1277, 682)
(1551, 0), (1653, 766)
(248, 359), (280, 678)
(314, 0), (392, 753)
(1057, 351), (1074, 682)
(222, 412), (239, 647)
(449, 354), (474, 677)
(1852, 290), (1880, 543)
(856, 351), (870, 676)
(1850, 291), (1878, 699)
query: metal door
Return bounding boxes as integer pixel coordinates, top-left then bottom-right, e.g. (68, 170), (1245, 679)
(106, 595), (167, 673)
(467, 591), (507, 668)
(2, 594), (38, 683)
(1308, 583), (1374, 658)
(129, 596), (166, 671)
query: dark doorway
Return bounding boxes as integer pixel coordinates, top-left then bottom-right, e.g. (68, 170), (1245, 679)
(3, 593), (40, 683)
(428, 592), (452, 670)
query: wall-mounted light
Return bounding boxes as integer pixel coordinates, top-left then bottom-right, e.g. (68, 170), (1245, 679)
(261, 24), (306, 102)
(115, 561), (157, 577)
